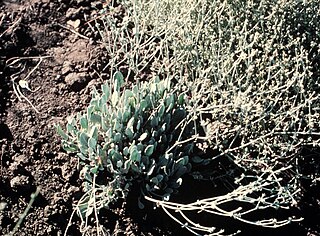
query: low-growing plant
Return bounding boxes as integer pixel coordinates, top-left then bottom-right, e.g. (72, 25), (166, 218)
(58, 0), (320, 235)
(57, 72), (199, 220)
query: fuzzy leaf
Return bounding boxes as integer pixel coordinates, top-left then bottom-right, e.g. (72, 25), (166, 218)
(127, 117), (135, 130)
(80, 117), (88, 130)
(138, 132), (148, 142)
(114, 71), (124, 91)
(150, 116), (158, 127)
(144, 145), (155, 156)
(130, 149), (141, 162)
(56, 125), (68, 140)
(102, 83), (110, 100)
(90, 114), (101, 124)
(79, 133), (89, 148)
(192, 156), (204, 163)
(158, 104), (165, 117)
(140, 99), (148, 111)
(123, 147), (129, 156)
(90, 126), (98, 139)
(88, 137), (97, 150)
(116, 160), (123, 168)
(151, 177), (159, 185)
(114, 132), (122, 142)
(178, 94), (185, 105)
(111, 91), (119, 106)
(125, 127), (134, 140)
(177, 156), (189, 166)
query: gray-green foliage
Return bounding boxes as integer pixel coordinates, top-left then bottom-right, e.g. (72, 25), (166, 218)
(57, 72), (195, 210)
(59, 0), (320, 234)
(135, 0), (320, 199)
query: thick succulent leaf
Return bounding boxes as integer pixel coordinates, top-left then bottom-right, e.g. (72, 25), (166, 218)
(177, 156), (189, 166)
(111, 91), (119, 106)
(175, 166), (188, 177)
(172, 108), (187, 122)
(63, 143), (78, 153)
(102, 83), (110, 100)
(130, 149), (141, 162)
(158, 104), (165, 117)
(150, 177), (159, 185)
(88, 137), (97, 150)
(79, 145), (88, 155)
(192, 156), (204, 163)
(178, 93), (185, 105)
(123, 146), (129, 156)
(77, 153), (87, 160)
(125, 127), (134, 140)
(122, 109), (131, 123)
(136, 118), (141, 131)
(127, 117), (135, 130)
(140, 99), (148, 111)
(56, 125), (69, 140)
(79, 133), (89, 148)
(150, 116), (159, 127)
(90, 126), (98, 139)
(113, 132), (122, 142)
(90, 114), (101, 124)
(114, 71), (124, 92)
(124, 159), (131, 172)
(144, 144), (154, 157)
(114, 120), (122, 132)
(80, 116), (88, 130)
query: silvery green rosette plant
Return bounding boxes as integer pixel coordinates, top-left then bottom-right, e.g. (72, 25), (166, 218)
(56, 72), (197, 215)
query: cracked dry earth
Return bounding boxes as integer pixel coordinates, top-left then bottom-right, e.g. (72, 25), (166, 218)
(0, 0), (320, 236)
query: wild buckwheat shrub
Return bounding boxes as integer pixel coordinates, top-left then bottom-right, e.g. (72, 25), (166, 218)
(57, 74), (198, 216)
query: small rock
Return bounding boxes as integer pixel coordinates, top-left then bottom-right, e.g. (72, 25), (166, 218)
(13, 155), (29, 165)
(10, 175), (30, 189)
(61, 162), (72, 180)
(61, 61), (73, 75)
(64, 72), (89, 92)
(65, 8), (81, 19)
(67, 19), (81, 29)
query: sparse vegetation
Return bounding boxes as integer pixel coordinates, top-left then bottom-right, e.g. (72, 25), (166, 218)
(56, 0), (320, 235)
(1, 0), (319, 235)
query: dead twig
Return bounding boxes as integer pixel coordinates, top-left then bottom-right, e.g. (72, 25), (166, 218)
(7, 187), (41, 236)
(0, 16), (22, 38)
(55, 23), (90, 40)
(6, 55), (52, 114)
(0, 144), (5, 177)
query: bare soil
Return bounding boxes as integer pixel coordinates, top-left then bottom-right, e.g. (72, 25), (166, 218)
(0, 0), (319, 236)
